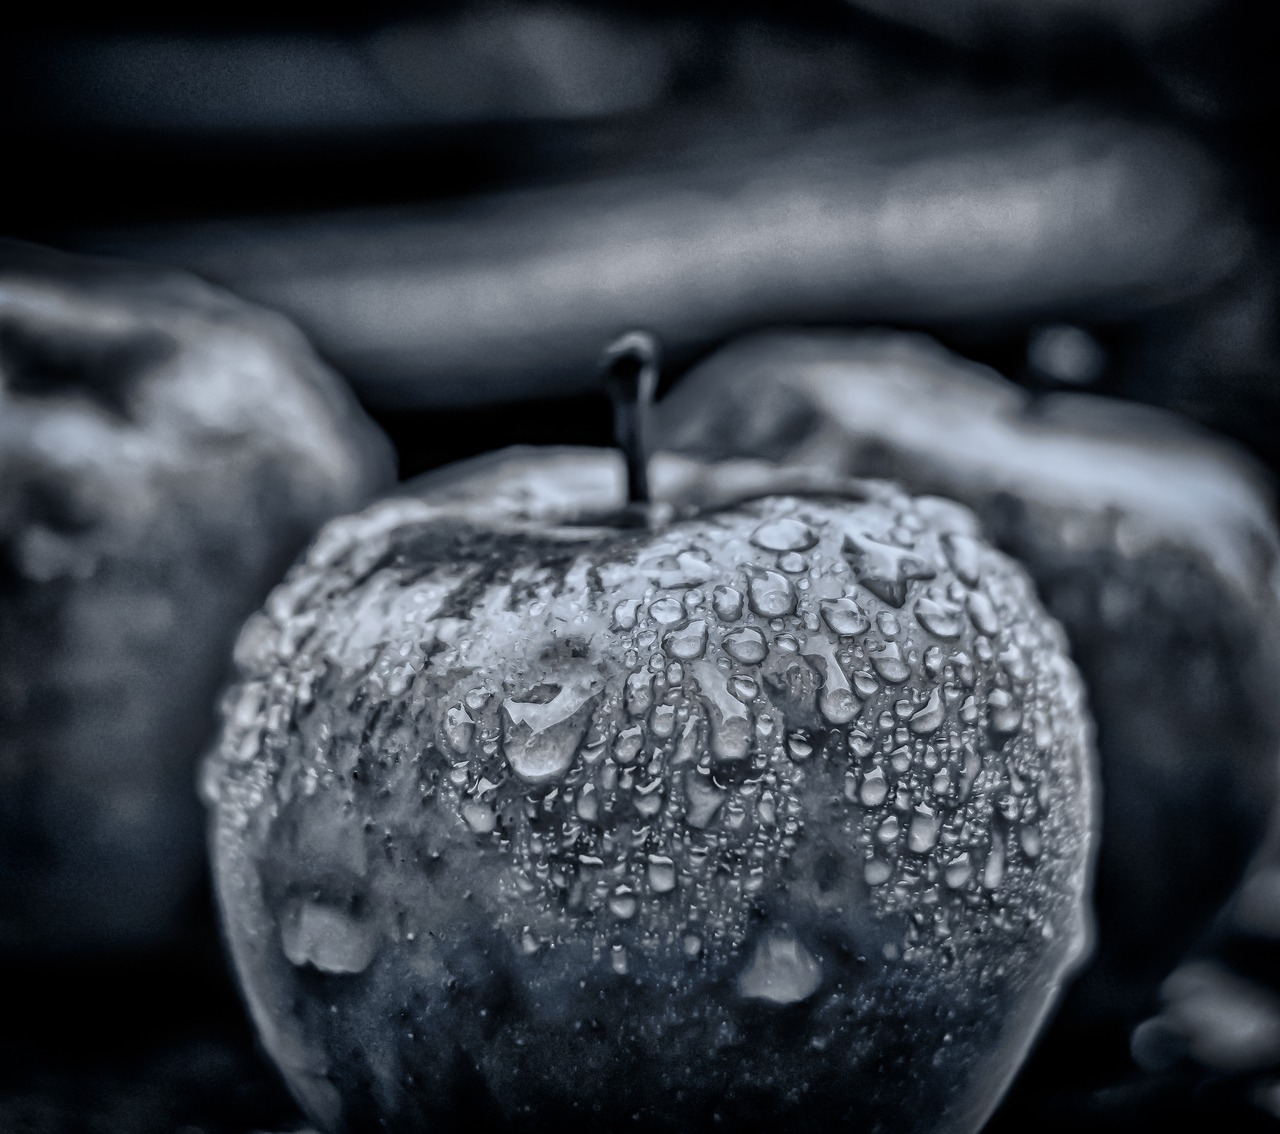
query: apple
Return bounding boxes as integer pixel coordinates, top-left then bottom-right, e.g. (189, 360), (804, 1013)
(205, 430), (1097, 1132)
(0, 238), (395, 952)
(651, 328), (1280, 1083)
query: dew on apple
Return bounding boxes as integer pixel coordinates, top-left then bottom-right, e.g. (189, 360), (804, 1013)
(746, 567), (797, 617)
(736, 927), (823, 1005)
(909, 807), (942, 853)
(859, 766), (889, 806)
(613, 597), (642, 630)
(750, 516), (819, 553)
(649, 596), (686, 626)
(968, 590), (1001, 636)
(722, 626), (769, 664)
(988, 688), (1023, 733)
(651, 703), (676, 737)
(910, 688), (945, 734)
(664, 619), (708, 659)
(865, 857), (893, 885)
(711, 584), (744, 621)
(842, 530), (938, 607)
(280, 899), (379, 975)
(1021, 826), (1043, 859)
(819, 595), (870, 636)
(941, 532), (983, 587)
(946, 853), (974, 889)
(870, 642), (912, 682)
(984, 830), (1008, 888)
(916, 594), (965, 639)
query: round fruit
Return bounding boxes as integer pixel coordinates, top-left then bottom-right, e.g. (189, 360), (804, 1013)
(0, 239), (394, 951)
(205, 448), (1097, 1133)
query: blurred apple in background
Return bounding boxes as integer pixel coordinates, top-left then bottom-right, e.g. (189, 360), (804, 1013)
(0, 240), (394, 953)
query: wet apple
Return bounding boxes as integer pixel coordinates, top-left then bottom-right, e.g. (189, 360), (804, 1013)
(205, 430), (1097, 1133)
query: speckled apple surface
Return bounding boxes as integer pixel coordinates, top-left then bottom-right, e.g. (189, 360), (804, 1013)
(206, 449), (1097, 1134)
(0, 239), (395, 952)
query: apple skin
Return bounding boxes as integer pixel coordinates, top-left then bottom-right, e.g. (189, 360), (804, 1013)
(0, 239), (395, 952)
(206, 447), (1097, 1134)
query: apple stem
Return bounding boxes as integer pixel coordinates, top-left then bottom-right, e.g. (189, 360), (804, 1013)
(602, 330), (660, 507)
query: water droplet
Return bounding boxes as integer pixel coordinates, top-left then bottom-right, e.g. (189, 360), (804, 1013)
(650, 597), (687, 627)
(736, 928), (822, 1005)
(611, 944), (629, 975)
(907, 807), (939, 853)
(1020, 826), (1042, 859)
(683, 934), (703, 958)
(787, 733), (813, 761)
(729, 675), (758, 702)
(443, 704), (474, 754)
(778, 552), (808, 574)
(987, 688), (1022, 733)
(915, 595), (964, 639)
(968, 592), (1000, 637)
(666, 662), (685, 685)
(776, 633), (800, 654)
(609, 886), (638, 920)
(877, 611), (900, 638)
(462, 801), (497, 834)
(747, 568), (797, 618)
(613, 598), (641, 630)
(819, 687), (857, 725)
(665, 619), (708, 660)
(723, 627), (769, 665)
(909, 688), (944, 735)
(942, 533), (981, 587)
(713, 585), (744, 621)
(651, 704), (676, 738)
(648, 856), (677, 893)
(614, 725), (644, 764)
(758, 791), (777, 825)
(853, 672), (879, 699)
(685, 771), (725, 828)
(945, 853), (972, 888)
(853, 769), (886, 810)
(503, 672), (602, 784)
(877, 815), (900, 842)
(865, 857), (893, 885)
(751, 516), (818, 552)
(626, 670), (654, 716)
(464, 687), (490, 713)
(983, 831), (1006, 889)
(281, 900), (379, 975)
(843, 532), (936, 607)
(870, 643), (911, 683)
(820, 597), (870, 637)
(577, 784), (599, 823)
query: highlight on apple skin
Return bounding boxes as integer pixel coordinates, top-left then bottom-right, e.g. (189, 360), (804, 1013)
(204, 447), (1097, 1133)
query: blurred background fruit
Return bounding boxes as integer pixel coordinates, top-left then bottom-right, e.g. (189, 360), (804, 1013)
(0, 241), (394, 956)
